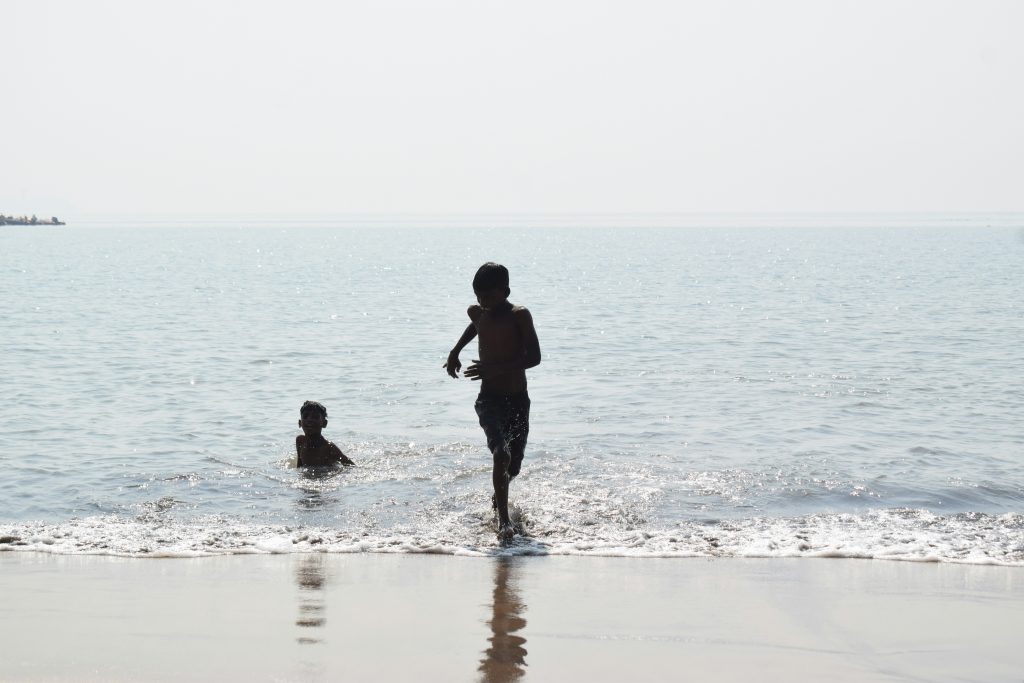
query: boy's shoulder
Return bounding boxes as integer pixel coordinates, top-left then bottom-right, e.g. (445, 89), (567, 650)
(470, 303), (533, 328)
(510, 304), (533, 324)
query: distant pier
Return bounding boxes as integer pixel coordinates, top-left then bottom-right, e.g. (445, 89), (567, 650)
(0, 214), (65, 226)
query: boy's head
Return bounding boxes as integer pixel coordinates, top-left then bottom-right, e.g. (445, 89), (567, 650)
(299, 400), (328, 432)
(473, 262), (510, 310)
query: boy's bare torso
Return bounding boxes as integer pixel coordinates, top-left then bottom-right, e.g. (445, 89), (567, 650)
(295, 435), (347, 467)
(470, 302), (529, 395)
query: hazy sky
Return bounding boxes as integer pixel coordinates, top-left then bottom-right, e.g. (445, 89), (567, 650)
(4, 1), (1022, 216)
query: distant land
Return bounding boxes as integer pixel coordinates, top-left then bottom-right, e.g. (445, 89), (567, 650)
(1, 214), (65, 226)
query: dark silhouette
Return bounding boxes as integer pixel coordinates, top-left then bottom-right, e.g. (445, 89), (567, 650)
(295, 555), (328, 645)
(445, 263), (541, 543)
(477, 559), (528, 682)
(296, 400), (355, 467)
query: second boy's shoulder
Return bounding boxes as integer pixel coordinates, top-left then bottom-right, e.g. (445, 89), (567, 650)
(296, 433), (339, 448)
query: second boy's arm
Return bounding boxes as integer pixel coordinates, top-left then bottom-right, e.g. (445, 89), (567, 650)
(329, 442), (355, 466)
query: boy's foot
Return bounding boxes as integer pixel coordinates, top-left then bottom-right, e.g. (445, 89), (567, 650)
(497, 522), (515, 544)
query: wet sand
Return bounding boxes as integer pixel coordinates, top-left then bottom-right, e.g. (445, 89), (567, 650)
(1, 553), (1021, 682)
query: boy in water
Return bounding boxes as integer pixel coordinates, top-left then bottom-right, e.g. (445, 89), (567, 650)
(444, 263), (541, 542)
(296, 401), (355, 467)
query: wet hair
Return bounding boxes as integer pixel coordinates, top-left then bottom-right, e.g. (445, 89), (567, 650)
(472, 262), (510, 292)
(300, 400), (328, 419)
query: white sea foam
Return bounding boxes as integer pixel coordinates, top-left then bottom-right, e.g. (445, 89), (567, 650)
(1, 509), (1021, 565)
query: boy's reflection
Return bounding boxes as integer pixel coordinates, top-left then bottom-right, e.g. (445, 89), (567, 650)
(295, 554), (327, 644)
(295, 467), (342, 512)
(478, 558), (527, 682)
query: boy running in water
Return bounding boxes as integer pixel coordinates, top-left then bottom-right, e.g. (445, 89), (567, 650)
(444, 263), (541, 542)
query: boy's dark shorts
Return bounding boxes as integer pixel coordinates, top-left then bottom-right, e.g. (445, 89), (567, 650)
(475, 391), (530, 477)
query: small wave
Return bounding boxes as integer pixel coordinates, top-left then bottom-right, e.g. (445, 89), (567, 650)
(1, 509), (1020, 565)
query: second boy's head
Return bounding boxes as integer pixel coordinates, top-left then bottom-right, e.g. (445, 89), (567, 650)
(299, 400), (328, 433)
(473, 262), (510, 310)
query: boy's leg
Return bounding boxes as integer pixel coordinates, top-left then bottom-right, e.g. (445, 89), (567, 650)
(477, 395), (513, 531)
(492, 446), (512, 529)
(503, 395), (529, 527)
(478, 393), (528, 538)
(505, 443), (525, 533)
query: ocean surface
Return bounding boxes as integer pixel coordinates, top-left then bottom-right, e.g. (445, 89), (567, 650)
(2, 215), (1022, 564)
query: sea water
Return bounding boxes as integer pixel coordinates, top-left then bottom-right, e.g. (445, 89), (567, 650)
(1, 215), (1022, 563)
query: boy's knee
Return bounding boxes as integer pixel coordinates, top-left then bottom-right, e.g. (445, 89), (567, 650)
(492, 448), (511, 469)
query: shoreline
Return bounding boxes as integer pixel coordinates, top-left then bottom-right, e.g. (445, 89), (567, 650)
(2, 552), (1021, 682)
(3, 507), (1021, 564)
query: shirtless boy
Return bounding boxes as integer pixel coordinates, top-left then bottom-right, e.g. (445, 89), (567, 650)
(444, 263), (541, 542)
(296, 401), (355, 467)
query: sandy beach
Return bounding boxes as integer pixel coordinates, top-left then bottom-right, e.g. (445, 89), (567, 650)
(1, 553), (1020, 682)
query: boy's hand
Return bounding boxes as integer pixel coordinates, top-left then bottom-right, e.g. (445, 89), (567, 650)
(464, 359), (496, 381)
(444, 350), (462, 378)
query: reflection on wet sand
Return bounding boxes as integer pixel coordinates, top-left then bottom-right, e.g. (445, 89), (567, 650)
(295, 554), (327, 645)
(478, 558), (528, 682)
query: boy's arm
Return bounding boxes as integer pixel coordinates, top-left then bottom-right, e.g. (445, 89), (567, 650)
(295, 435), (304, 467)
(329, 442), (355, 466)
(444, 307), (481, 378)
(515, 307), (541, 370)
